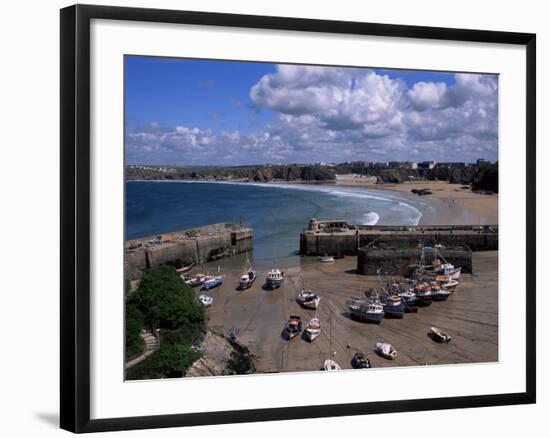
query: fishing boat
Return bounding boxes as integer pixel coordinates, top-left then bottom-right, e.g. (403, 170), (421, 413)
(351, 351), (371, 369)
(304, 317), (321, 342)
(319, 255), (335, 263)
(437, 275), (459, 292)
(429, 327), (452, 343)
(432, 285), (452, 301)
(383, 294), (406, 318)
(238, 256), (256, 290)
(185, 273), (209, 288)
(284, 315), (302, 340)
(296, 289), (321, 309)
(202, 275), (224, 290)
(347, 296), (384, 323)
(266, 268), (284, 289)
(198, 294), (213, 307)
(412, 284), (433, 306)
(398, 289), (418, 310)
(375, 342), (397, 359)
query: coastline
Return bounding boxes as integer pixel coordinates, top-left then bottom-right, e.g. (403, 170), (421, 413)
(127, 177), (497, 226)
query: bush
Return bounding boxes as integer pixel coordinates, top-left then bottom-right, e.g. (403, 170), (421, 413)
(126, 344), (200, 380)
(126, 302), (145, 360)
(128, 265), (205, 331)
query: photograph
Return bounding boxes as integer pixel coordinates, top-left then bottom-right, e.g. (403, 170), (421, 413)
(123, 56), (499, 380)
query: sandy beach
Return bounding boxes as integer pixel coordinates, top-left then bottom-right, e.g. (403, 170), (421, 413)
(200, 251), (498, 373)
(335, 178), (498, 225)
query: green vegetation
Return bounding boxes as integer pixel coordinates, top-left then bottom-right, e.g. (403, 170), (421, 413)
(125, 265), (206, 380)
(223, 339), (256, 375)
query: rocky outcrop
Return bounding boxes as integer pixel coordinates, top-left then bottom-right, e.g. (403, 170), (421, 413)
(185, 331), (255, 377)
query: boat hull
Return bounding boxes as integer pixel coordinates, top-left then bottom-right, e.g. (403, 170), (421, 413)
(350, 309), (384, 324)
(266, 278), (284, 289)
(304, 329), (321, 342)
(383, 303), (406, 319)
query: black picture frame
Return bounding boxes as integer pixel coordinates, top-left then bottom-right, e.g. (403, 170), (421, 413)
(60, 4), (536, 433)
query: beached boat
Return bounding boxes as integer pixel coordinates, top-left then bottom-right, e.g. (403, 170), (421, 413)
(429, 327), (452, 343)
(319, 255), (335, 263)
(284, 315), (302, 340)
(383, 294), (406, 318)
(237, 255), (256, 290)
(376, 342), (397, 359)
(266, 268), (284, 289)
(304, 317), (321, 342)
(198, 294), (213, 307)
(351, 351), (371, 369)
(323, 359), (341, 371)
(296, 289), (321, 309)
(202, 275), (224, 290)
(186, 273), (209, 287)
(347, 296), (384, 323)
(431, 286), (452, 301)
(413, 284), (433, 306)
(437, 275), (459, 292)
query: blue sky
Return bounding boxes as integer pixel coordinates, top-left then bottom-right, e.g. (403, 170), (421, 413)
(125, 56), (498, 165)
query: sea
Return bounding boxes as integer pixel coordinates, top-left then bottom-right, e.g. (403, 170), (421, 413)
(126, 181), (439, 268)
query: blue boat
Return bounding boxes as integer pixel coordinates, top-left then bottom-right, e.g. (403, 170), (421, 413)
(383, 295), (406, 319)
(202, 275), (224, 290)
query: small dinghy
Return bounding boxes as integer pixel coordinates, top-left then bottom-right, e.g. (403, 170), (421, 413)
(323, 358), (341, 371)
(375, 342), (397, 359)
(238, 255), (256, 290)
(296, 289), (321, 309)
(198, 294), (213, 307)
(319, 255), (335, 263)
(284, 315), (302, 340)
(202, 275), (224, 290)
(351, 352), (371, 369)
(304, 317), (321, 342)
(429, 327), (452, 343)
(440, 278), (459, 292)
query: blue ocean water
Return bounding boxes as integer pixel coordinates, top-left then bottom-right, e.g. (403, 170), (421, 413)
(126, 181), (432, 267)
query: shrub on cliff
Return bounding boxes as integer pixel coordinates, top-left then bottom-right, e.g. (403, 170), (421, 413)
(128, 265), (205, 332)
(126, 343), (200, 380)
(125, 302), (144, 360)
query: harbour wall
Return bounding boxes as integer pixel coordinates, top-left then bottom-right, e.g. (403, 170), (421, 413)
(125, 223), (253, 281)
(357, 247), (473, 275)
(300, 219), (497, 256)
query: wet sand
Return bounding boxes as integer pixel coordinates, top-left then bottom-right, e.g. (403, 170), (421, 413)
(200, 251), (498, 373)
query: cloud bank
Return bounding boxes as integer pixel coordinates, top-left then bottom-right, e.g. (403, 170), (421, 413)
(126, 65), (498, 164)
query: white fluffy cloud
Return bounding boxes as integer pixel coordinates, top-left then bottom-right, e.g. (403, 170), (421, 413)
(127, 66), (498, 164)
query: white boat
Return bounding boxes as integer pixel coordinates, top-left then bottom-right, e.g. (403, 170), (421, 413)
(296, 289), (321, 309)
(323, 358), (341, 371)
(198, 294), (213, 307)
(238, 255), (256, 290)
(429, 327), (452, 343)
(375, 342), (397, 359)
(319, 255), (335, 263)
(304, 317), (321, 342)
(266, 268), (284, 289)
(441, 279), (459, 291)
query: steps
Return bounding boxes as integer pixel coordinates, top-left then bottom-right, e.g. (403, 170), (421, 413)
(125, 330), (160, 369)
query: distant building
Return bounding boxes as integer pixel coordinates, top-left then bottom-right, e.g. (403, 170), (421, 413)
(418, 160), (437, 170)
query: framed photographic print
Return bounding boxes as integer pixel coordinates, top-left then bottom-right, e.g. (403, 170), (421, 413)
(60, 4), (536, 433)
